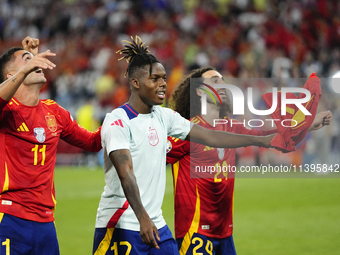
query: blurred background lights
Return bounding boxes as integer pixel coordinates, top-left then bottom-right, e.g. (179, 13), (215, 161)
(331, 71), (340, 93)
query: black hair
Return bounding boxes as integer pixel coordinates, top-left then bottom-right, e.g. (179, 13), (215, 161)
(0, 47), (24, 83)
(170, 66), (232, 120)
(117, 36), (159, 79)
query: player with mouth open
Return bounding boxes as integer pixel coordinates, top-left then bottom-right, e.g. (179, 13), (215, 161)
(0, 37), (102, 255)
(166, 66), (332, 255)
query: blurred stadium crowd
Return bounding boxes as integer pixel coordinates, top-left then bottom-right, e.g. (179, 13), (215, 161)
(0, 0), (339, 166)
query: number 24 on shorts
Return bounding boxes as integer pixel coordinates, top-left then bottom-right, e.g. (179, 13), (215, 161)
(192, 237), (213, 255)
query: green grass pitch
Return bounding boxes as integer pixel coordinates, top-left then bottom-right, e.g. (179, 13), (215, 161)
(54, 166), (340, 255)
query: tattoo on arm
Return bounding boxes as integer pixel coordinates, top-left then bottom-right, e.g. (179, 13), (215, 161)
(110, 150), (133, 177)
(115, 151), (130, 165)
(12, 78), (17, 82)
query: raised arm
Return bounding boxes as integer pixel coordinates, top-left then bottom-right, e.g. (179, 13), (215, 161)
(186, 124), (274, 148)
(109, 149), (160, 249)
(0, 50), (56, 101)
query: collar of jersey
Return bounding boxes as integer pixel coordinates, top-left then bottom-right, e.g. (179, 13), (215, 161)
(118, 103), (139, 120)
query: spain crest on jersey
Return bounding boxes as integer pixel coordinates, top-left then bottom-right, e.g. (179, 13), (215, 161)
(148, 128), (159, 146)
(34, 127), (46, 143)
(45, 115), (57, 132)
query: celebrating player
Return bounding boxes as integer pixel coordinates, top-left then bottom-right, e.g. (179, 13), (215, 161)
(92, 37), (275, 255)
(166, 67), (333, 255)
(0, 37), (102, 255)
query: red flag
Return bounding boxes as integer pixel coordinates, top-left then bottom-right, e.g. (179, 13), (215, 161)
(261, 73), (321, 152)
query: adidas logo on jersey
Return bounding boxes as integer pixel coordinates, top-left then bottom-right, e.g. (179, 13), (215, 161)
(42, 99), (56, 105)
(111, 119), (124, 128)
(17, 123), (29, 132)
(203, 146), (214, 151)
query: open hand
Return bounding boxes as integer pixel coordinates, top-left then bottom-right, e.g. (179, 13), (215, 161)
(20, 50), (56, 75)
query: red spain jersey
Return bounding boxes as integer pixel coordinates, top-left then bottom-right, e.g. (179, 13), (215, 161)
(0, 97), (101, 222)
(166, 115), (276, 239)
(262, 73), (321, 152)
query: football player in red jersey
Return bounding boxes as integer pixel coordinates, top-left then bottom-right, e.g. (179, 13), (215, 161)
(0, 37), (102, 255)
(166, 67), (332, 255)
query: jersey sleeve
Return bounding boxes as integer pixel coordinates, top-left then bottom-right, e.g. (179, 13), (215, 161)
(162, 108), (192, 140)
(166, 136), (190, 164)
(261, 73), (321, 152)
(101, 112), (130, 155)
(59, 106), (102, 152)
(0, 97), (9, 121)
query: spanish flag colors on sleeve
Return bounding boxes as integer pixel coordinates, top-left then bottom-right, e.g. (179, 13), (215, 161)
(261, 73), (322, 153)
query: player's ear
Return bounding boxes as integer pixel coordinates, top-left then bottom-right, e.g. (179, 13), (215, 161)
(6, 72), (15, 80)
(196, 87), (203, 97)
(131, 78), (140, 90)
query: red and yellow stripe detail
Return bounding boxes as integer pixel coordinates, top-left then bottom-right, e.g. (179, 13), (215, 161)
(196, 116), (206, 124)
(42, 99), (56, 105)
(93, 228), (115, 255)
(292, 94), (315, 129)
(1, 163), (9, 197)
(179, 185), (201, 255)
(11, 98), (19, 105)
(172, 161), (180, 195)
(107, 200), (129, 228)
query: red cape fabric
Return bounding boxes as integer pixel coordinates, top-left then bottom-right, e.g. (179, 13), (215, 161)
(261, 73), (321, 152)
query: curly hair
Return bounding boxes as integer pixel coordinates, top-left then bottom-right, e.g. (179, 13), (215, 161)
(170, 66), (231, 120)
(117, 35), (159, 79)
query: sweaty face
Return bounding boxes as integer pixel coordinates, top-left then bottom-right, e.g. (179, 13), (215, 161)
(11, 50), (46, 85)
(137, 63), (167, 106)
(200, 70), (227, 106)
